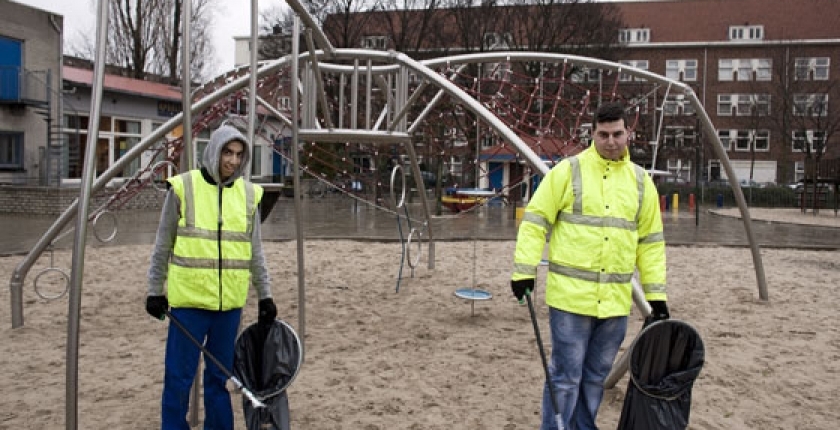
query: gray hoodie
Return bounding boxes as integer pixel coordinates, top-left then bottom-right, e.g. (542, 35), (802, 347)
(147, 125), (272, 302)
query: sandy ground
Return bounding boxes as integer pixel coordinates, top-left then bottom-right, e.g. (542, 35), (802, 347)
(1, 231), (839, 429)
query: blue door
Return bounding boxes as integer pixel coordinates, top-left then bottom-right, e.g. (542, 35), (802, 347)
(0, 37), (22, 101)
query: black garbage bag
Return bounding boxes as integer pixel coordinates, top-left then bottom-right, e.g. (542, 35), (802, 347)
(234, 319), (302, 430)
(617, 319), (704, 430)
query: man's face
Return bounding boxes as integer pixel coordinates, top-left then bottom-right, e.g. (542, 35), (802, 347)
(592, 119), (629, 161)
(220, 140), (245, 180)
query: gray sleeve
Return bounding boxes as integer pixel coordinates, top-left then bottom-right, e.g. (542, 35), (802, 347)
(147, 189), (179, 296)
(250, 209), (272, 300)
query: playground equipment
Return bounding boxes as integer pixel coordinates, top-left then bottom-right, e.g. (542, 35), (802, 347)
(6, 1), (772, 428)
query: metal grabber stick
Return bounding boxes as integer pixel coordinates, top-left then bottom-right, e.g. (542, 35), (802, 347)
(525, 293), (565, 430)
(164, 310), (266, 409)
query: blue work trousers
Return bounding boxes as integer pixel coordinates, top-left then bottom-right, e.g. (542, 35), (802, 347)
(540, 308), (627, 430)
(162, 307), (242, 430)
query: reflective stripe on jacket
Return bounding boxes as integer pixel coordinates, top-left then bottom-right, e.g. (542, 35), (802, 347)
(166, 170), (263, 311)
(513, 145), (666, 318)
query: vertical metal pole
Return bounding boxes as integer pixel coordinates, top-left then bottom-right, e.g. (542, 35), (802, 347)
(246, 0), (259, 180)
(181, 0), (194, 171)
(66, 1), (108, 428)
(291, 16), (306, 351)
(179, 2), (201, 425)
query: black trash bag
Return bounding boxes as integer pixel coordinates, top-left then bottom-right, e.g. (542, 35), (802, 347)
(234, 319), (302, 430)
(617, 319), (705, 430)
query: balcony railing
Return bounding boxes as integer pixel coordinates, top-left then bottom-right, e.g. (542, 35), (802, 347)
(0, 66), (50, 106)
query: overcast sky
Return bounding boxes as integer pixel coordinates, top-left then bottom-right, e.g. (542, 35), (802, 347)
(13, 0), (265, 77)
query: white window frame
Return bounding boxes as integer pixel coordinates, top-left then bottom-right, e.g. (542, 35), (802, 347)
(663, 94), (696, 116)
(361, 35), (387, 50)
(717, 94), (733, 116)
(754, 130), (770, 152)
(717, 129), (733, 151)
(734, 130), (751, 151)
(792, 130), (826, 153)
(793, 93), (829, 117)
(718, 58), (772, 81)
(618, 28), (650, 44)
(794, 57), (830, 81)
(663, 126), (696, 148)
(665, 59), (698, 82)
(619, 60), (649, 82)
(728, 25), (764, 41)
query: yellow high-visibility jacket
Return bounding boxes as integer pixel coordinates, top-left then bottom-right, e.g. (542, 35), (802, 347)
(166, 170), (263, 311)
(512, 145), (666, 318)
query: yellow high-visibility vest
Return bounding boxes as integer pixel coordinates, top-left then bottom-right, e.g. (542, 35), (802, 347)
(166, 171), (263, 311)
(513, 146), (666, 318)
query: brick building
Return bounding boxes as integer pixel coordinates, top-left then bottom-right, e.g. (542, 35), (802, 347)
(323, 0), (840, 186)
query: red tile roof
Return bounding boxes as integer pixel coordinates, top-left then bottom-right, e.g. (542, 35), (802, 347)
(617, 0), (840, 43)
(63, 66), (182, 101)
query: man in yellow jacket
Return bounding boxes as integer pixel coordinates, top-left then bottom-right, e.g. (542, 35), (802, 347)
(146, 124), (277, 429)
(511, 102), (669, 430)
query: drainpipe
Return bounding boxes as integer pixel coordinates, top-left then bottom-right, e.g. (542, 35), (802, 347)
(49, 13), (63, 187)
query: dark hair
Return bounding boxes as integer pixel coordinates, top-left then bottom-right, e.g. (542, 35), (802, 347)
(595, 102), (627, 127)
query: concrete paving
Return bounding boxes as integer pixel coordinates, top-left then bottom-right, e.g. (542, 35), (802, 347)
(2, 196), (839, 257)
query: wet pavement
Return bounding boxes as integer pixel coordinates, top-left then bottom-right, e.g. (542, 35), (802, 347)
(2, 196), (839, 256)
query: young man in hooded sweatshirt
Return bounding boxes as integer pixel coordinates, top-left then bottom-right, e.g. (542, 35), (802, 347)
(146, 124), (277, 429)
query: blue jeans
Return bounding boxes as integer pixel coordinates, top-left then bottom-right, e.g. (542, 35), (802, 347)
(162, 307), (242, 430)
(540, 308), (627, 430)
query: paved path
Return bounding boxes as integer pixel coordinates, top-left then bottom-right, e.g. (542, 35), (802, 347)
(2, 200), (839, 256)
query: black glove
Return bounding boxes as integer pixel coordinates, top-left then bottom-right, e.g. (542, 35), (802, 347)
(146, 295), (169, 321)
(258, 298), (277, 326)
(511, 279), (535, 302)
(644, 300), (670, 327)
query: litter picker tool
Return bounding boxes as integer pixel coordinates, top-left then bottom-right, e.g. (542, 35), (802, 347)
(525, 293), (565, 430)
(164, 309), (266, 409)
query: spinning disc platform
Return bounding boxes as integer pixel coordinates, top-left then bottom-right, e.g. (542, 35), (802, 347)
(454, 288), (493, 301)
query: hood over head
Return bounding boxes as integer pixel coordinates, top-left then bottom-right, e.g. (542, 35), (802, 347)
(202, 124), (250, 185)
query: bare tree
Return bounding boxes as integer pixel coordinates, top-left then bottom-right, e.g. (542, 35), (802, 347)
(73, 0), (216, 82)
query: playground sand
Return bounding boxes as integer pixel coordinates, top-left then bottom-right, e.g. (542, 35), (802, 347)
(1, 241), (838, 429)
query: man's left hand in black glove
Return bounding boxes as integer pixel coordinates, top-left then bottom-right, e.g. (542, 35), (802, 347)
(258, 298), (277, 326)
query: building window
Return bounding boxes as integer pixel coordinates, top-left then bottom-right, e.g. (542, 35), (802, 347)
(795, 57), (830, 81)
(719, 93), (770, 116)
(278, 96), (291, 110)
(792, 130), (826, 153)
(734, 130), (751, 151)
(718, 95), (733, 116)
(663, 127), (696, 148)
(666, 158), (691, 181)
(361, 36), (387, 50)
(483, 32), (511, 49)
(0, 131), (23, 170)
(666, 59), (698, 82)
(717, 130), (733, 151)
(728, 25), (764, 41)
(754, 130), (770, 152)
(619, 60), (649, 82)
(618, 28), (650, 44)
(793, 93), (829, 116)
(570, 67), (600, 83)
(663, 94), (696, 116)
(718, 58), (772, 81)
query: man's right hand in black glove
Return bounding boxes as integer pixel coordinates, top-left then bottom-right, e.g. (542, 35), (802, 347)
(146, 295), (168, 320)
(511, 279), (535, 303)
(644, 300), (670, 327)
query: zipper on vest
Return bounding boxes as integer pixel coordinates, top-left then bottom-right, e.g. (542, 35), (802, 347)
(217, 186), (223, 311)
